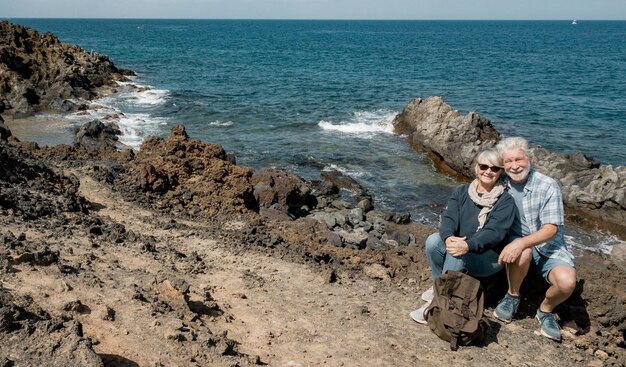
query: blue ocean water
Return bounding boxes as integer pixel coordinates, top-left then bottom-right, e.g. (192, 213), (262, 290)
(7, 19), (626, 251)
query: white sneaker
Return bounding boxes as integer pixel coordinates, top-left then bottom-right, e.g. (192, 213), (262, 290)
(409, 301), (431, 325)
(421, 286), (434, 302)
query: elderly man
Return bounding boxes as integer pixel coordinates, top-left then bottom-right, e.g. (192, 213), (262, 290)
(493, 137), (577, 342)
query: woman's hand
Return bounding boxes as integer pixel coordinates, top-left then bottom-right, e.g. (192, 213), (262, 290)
(445, 236), (469, 257)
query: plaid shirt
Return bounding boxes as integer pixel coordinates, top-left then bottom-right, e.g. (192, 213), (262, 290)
(504, 169), (574, 265)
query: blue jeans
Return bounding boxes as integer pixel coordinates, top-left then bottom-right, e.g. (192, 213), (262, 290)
(425, 233), (503, 281)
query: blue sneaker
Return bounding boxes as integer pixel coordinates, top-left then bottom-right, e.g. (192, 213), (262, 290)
(536, 310), (562, 342)
(493, 293), (520, 323)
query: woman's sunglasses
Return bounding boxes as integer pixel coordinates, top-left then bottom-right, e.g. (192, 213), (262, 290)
(478, 164), (502, 172)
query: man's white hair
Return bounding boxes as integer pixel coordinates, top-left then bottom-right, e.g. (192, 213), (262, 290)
(496, 136), (532, 158)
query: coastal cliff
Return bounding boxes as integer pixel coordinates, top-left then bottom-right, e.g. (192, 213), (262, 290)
(393, 96), (626, 238)
(1, 22), (624, 366)
(0, 21), (133, 114)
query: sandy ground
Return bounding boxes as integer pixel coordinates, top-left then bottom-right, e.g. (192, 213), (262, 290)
(2, 169), (606, 367)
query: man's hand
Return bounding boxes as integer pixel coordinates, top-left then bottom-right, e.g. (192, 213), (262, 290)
(445, 236), (468, 257)
(498, 239), (526, 264)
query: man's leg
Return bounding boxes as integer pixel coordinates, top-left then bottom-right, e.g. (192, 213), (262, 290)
(506, 247), (533, 296)
(540, 266), (577, 312)
(533, 251), (576, 342)
(494, 247), (532, 322)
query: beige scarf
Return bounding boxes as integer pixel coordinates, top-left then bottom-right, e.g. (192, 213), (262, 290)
(467, 179), (506, 230)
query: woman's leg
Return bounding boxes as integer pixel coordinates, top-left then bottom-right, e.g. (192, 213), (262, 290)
(425, 233), (447, 281)
(462, 250), (504, 278)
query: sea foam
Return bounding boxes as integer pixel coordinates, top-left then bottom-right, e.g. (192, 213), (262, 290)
(66, 80), (170, 149)
(318, 109), (396, 136)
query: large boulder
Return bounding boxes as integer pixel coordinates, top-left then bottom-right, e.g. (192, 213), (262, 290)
(393, 96), (626, 238)
(393, 96), (500, 178)
(127, 125), (257, 216)
(73, 119), (121, 152)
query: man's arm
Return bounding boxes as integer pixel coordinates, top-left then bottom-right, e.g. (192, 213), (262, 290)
(498, 224), (558, 264)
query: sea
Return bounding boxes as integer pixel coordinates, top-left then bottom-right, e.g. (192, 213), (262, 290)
(5, 19), (626, 254)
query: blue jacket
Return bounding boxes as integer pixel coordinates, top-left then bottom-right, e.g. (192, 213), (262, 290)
(439, 184), (521, 254)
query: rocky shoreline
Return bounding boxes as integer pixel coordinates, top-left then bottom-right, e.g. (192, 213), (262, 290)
(1, 21), (625, 366)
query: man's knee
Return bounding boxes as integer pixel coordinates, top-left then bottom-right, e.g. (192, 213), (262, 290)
(518, 248), (532, 266)
(549, 266), (577, 294)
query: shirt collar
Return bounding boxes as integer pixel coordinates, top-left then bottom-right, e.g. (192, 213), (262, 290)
(505, 168), (536, 192)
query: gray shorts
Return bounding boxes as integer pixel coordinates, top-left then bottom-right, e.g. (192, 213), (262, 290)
(532, 248), (575, 284)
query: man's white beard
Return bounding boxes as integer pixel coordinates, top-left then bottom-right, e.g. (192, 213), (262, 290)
(508, 166), (530, 183)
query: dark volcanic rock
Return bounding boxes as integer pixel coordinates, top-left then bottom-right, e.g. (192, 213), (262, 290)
(126, 124), (257, 216)
(0, 21), (134, 114)
(251, 168), (314, 217)
(0, 125), (88, 218)
(393, 96), (626, 237)
(73, 119), (121, 152)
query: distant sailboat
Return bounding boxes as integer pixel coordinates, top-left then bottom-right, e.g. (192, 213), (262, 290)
(572, 19), (577, 25)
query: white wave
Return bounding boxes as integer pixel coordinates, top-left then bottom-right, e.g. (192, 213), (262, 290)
(209, 120), (234, 127)
(111, 80), (169, 106)
(323, 163), (366, 178)
(116, 113), (168, 148)
(565, 233), (622, 256)
(318, 109), (397, 136)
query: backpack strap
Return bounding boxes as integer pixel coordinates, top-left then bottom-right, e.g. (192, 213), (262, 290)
(460, 278), (477, 319)
(450, 313), (463, 351)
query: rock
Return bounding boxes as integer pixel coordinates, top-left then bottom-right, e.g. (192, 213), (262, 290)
(593, 350), (609, 361)
(327, 232), (343, 247)
(128, 126), (257, 216)
(251, 168), (314, 217)
(393, 96), (499, 178)
(533, 148), (626, 236)
(345, 208), (364, 225)
(310, 211), (339, 229)
(366, 210), (393, 224)
(0, 121), (11, 141)
(363, 264), (391, 281)
(321, 169), (369, 198)
(393, 212), (411, 224)
(309, 179), (339, 196)
(336, 228), (368, 249)
(102, 306), (116, 321)
(357, 198), (374, 212)
(74, 120), (121, 152)
(611, 244), (626, 265)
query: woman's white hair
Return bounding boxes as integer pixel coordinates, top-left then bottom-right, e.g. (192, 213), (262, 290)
(496, 137), (532, 158)
(474, 149), (503, 169)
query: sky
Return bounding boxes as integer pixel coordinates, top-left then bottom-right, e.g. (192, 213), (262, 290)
(1, 0), (625, 20)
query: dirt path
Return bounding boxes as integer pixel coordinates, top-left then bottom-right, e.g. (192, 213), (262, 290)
(2, 173), (597, 366)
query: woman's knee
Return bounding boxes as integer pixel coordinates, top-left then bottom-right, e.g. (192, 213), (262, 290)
(425, 233), (443, 252)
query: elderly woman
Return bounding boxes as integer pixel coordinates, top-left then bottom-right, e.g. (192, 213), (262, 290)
(410, 148), (521, 324)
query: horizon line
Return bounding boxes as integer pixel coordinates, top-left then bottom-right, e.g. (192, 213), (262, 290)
(3, 17), (625, 22)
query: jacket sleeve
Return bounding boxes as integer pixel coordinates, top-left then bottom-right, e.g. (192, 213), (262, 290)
(438, 185), (464, 241)
(466, 193), (516, 253)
